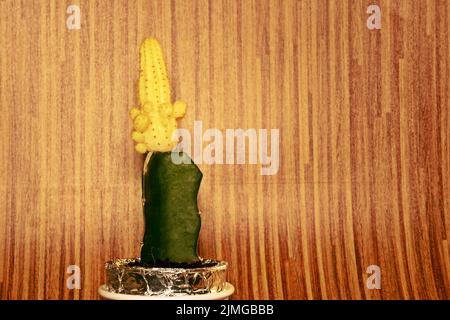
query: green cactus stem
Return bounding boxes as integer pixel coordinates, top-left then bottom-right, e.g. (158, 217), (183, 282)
(140, 151), (202, 265)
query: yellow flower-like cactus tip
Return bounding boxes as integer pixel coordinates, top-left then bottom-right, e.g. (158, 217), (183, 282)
(139, 38), (171, 106)
(130, 38), (187, 153)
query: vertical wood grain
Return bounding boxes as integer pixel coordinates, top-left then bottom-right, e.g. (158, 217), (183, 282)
(0, 0), (449, 299)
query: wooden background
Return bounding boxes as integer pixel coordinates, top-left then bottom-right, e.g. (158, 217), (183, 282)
(0, 0), (449, 300)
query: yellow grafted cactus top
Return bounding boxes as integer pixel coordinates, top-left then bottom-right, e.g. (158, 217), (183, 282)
(130, 38), (186, 153)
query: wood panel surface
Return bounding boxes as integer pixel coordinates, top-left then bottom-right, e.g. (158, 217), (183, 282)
(0, 0), (449, 299)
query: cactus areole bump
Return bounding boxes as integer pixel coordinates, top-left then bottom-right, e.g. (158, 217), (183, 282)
(130, 38), (201, 266)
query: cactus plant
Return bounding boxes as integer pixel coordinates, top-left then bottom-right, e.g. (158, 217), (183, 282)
(130, 38), (201, 266)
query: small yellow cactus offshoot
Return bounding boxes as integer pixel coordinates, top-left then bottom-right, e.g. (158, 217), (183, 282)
(130, 38), (186, 153)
